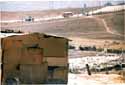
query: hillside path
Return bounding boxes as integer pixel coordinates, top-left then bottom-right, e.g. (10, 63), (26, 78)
(91, 16), (123, 36)
(101, 18), (123, 36)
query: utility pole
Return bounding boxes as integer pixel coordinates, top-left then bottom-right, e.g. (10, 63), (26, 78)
(49, 1), (54, 9)
(83, 3), (87, 14)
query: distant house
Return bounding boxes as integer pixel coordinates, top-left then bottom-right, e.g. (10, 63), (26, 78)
(104, 2), (113, 7)
(1, 33), (69, 84)
(24, 16), (34, 22)
(62, 12), (73, 18)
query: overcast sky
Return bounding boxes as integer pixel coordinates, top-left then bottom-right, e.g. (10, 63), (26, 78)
(0, 0), (123, 11)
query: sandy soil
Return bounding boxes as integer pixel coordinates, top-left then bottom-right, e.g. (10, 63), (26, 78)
(68, 73), (125, 85)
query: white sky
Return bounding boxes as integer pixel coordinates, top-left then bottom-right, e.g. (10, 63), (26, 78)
(0, 0), (123, 2)
(0, 0), (123, 11)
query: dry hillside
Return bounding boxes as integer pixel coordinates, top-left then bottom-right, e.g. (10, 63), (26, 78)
(1, 7), (100, 20)
(97, 10), (125, 36)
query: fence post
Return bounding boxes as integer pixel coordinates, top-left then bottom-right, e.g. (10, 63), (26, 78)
(86, 64), (91, 75)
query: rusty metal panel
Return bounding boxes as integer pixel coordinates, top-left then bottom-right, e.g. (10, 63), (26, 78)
(39, 38), (68, 57)
(53, 67), (68, 81)
(20, 63), (48, 84)
(44, 57), (68, 66)
(20, 47), (43, 64)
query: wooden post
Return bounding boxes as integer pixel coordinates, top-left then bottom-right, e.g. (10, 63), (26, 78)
(86, 64), (91, 75)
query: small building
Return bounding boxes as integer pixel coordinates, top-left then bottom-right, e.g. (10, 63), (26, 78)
(24, 16), (34, 22)
(1, 33), (69, 84)
(62, 12), (73, 18)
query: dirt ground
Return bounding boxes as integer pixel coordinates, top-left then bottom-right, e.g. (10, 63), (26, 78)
(68, 73), (125, 85)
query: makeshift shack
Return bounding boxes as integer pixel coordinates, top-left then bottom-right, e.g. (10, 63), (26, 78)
(1, 33), (69, 84)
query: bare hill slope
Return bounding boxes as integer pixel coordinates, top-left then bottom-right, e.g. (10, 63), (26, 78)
(97, 10), (125, 36)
